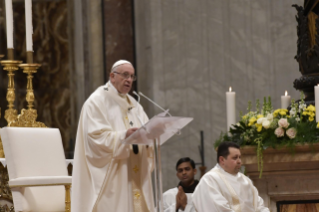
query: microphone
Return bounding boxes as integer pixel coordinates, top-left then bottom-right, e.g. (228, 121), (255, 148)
(135, 91), (172, 117)
(133, 91), (140, 103)
(132, 91), (146, 127)
(134, 91), (181, 135)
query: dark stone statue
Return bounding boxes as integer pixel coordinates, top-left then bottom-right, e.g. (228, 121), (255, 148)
(293, 1), (319, 105)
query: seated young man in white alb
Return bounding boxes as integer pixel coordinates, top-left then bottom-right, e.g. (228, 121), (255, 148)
(192, 142), (270, 212)
(163, 157), (198, 212)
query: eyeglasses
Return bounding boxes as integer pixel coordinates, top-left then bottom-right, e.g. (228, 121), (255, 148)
(113, 71), (137, 81)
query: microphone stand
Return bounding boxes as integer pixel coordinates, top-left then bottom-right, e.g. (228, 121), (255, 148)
(133, 91), (167, 212)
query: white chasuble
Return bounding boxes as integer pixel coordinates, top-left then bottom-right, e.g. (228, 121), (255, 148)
(192, 164), (270, 212)
(71, 81), (154, 212)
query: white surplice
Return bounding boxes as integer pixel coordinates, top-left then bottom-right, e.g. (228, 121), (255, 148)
(71, 81), (154, 212)
(163, 187), (196, 212)
(192, 164), (269, 212)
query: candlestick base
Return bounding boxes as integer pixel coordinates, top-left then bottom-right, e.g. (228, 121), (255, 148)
(9, 108), (46, 128)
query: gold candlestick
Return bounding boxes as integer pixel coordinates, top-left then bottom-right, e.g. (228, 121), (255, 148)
(9, 63), (46, 128)
(20, 63), (40, 110)
(0, 56), (23, 124)
(9, 51), (46, 128)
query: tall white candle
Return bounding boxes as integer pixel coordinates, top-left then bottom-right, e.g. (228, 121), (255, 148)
(281, 91), (291, 109)
(315, 85), (319, 122)
(25, 0), (33, 51)
(5, 0), (14, 48)
(226, 87), (236, 131)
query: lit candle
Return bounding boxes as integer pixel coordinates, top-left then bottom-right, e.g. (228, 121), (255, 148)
(25, 0), (33, 51)
(226, 87), (236, 131)
(315, 85), (319, 122)
(281, 91), (291, 109)
(5, 0), (14, 49)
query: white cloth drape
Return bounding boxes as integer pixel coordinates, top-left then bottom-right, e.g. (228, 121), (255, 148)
(192, 164), (270, 212)
(71, 81), (154, 212)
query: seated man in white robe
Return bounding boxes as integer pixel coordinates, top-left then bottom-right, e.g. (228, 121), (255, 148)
(192, 142), (270, 212)
(163, 157), (198, 212)
(71, 60), (154, 212)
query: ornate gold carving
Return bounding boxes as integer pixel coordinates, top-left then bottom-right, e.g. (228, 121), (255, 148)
(8, 64), (47, 128)
(19, 64), (39, 110)
(0, 138), (4, 158)
(0, 164), (14, 211)
(0, 164), (12, 202)
(9, 109), (46, 128)
(0, 60), (23, 124)
(0, 205), (14, 212)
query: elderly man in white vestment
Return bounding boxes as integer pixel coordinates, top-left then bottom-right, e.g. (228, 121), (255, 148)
(192, 142), (270, 212)
(71, 60), (154, 212)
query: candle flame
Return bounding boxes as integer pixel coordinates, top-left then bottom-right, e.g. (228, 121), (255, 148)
(285, 91), (288, 96)
(229, 87), (232, 92)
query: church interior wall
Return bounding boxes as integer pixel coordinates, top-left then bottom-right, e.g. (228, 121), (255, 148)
(134, 0), (304, 191)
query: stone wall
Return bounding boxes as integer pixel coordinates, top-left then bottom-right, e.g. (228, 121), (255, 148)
(134, 0), (304, 191)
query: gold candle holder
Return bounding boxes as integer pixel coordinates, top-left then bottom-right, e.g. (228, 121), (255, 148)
(8, 51), (46, 128)
(0, 57), (23, 124)
(9, 63), (46, 128)
(19, 63), (40, 110)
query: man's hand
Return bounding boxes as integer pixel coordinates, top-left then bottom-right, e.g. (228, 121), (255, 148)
(176, 186), (187, 211)
(175, 188), (181, 211)
(125, 128), (138, 139)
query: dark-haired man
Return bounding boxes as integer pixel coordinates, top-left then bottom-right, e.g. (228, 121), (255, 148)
(163, 157), (198, 212)
(192, 142), (270, 212)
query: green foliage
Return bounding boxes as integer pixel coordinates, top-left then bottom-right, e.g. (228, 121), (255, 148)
(215, 94), (319, 178)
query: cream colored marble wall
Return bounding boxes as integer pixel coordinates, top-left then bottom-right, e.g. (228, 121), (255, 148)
(134, 0), (304, 191)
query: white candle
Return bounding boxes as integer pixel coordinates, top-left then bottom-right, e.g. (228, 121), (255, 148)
(226, 87), (236, 131)
(315, 85), (319, 122)
(25, 0), (33, 51)
(281, 91), (291, 109)
(5, 0), (14, 48)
